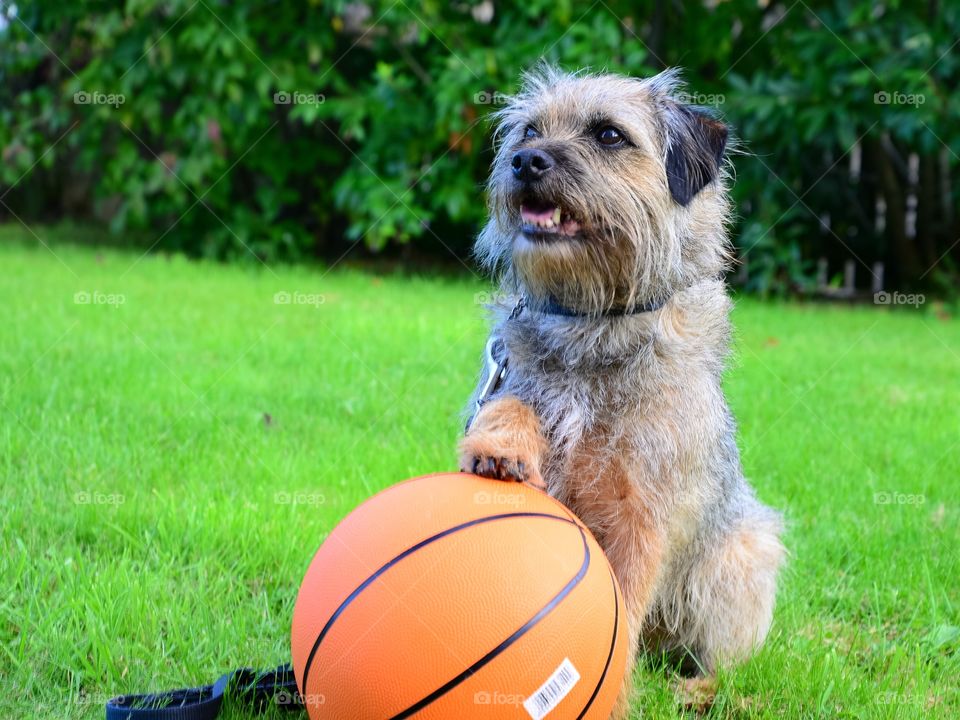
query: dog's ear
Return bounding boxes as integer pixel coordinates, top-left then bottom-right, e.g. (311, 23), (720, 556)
(663, 104), (728, 206)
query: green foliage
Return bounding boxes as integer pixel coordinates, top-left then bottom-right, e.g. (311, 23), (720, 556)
(1, 1), (958, 293)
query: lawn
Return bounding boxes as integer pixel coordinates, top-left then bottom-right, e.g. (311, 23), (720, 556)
(2, 225), (958, 719)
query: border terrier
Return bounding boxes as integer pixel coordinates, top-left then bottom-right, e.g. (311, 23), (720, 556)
(459, 66), (785, 715)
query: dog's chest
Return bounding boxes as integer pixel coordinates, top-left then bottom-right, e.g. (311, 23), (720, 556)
(509, 350), (653, 437)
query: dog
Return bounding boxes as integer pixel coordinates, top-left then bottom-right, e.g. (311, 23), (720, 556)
(458, 65), (785, 716)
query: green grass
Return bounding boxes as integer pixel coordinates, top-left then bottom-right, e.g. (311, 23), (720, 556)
(2, 225), (958, 719)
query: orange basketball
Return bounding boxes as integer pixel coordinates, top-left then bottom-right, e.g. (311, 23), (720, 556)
(291, 473), (628, 720)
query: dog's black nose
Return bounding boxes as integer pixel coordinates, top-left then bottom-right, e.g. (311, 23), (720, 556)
(511, 148), (554, 182)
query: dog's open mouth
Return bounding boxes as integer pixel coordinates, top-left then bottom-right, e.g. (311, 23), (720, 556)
(519, 199), (581, 239)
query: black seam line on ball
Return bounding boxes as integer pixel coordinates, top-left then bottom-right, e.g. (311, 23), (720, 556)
(576, 566), (621, 720)
(299, 511), (580, 696)
(389, 526), (591, 720)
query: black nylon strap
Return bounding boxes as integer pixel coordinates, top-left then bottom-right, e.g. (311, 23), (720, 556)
(105, 663), (302, 719)
(539, 296), (668, 317)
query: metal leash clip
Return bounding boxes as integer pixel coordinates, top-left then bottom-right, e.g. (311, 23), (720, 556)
(465, 336), (507, 432)
(465, 296), (525, 432)
(476, 336), (508, 412)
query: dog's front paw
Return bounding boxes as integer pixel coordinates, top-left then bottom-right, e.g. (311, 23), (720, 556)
(464, 453), (533, 483)
(458, 396), (547, 488)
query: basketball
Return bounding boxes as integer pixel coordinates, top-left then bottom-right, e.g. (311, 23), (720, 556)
(291, 473), (628, 719)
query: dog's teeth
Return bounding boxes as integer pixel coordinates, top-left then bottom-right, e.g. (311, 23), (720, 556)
(553, 207), (561, 224)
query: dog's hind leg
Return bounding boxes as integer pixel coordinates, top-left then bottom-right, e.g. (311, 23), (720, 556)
(673, 504), (785, 674)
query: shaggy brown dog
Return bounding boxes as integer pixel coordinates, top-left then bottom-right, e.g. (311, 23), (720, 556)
(458, 66), (785, 716)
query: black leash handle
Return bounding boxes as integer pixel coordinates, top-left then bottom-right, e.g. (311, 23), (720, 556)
(105, 663), (303, 719)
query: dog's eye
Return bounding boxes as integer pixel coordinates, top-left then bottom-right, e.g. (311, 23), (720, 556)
(524, 126), (540, 139)
(596, 126), (624, 146)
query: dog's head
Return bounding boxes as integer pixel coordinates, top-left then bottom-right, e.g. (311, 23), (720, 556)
(477, 65), (732, 313)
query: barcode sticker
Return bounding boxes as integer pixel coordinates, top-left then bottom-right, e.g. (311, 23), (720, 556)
(523, 658), (581, 720)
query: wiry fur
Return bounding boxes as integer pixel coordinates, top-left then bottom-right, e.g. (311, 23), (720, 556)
(459, 66), (785, 717)
(476, 64), (734, 313)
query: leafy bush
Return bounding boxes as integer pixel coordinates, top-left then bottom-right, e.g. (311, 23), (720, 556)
(1, 1), (958, 293)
